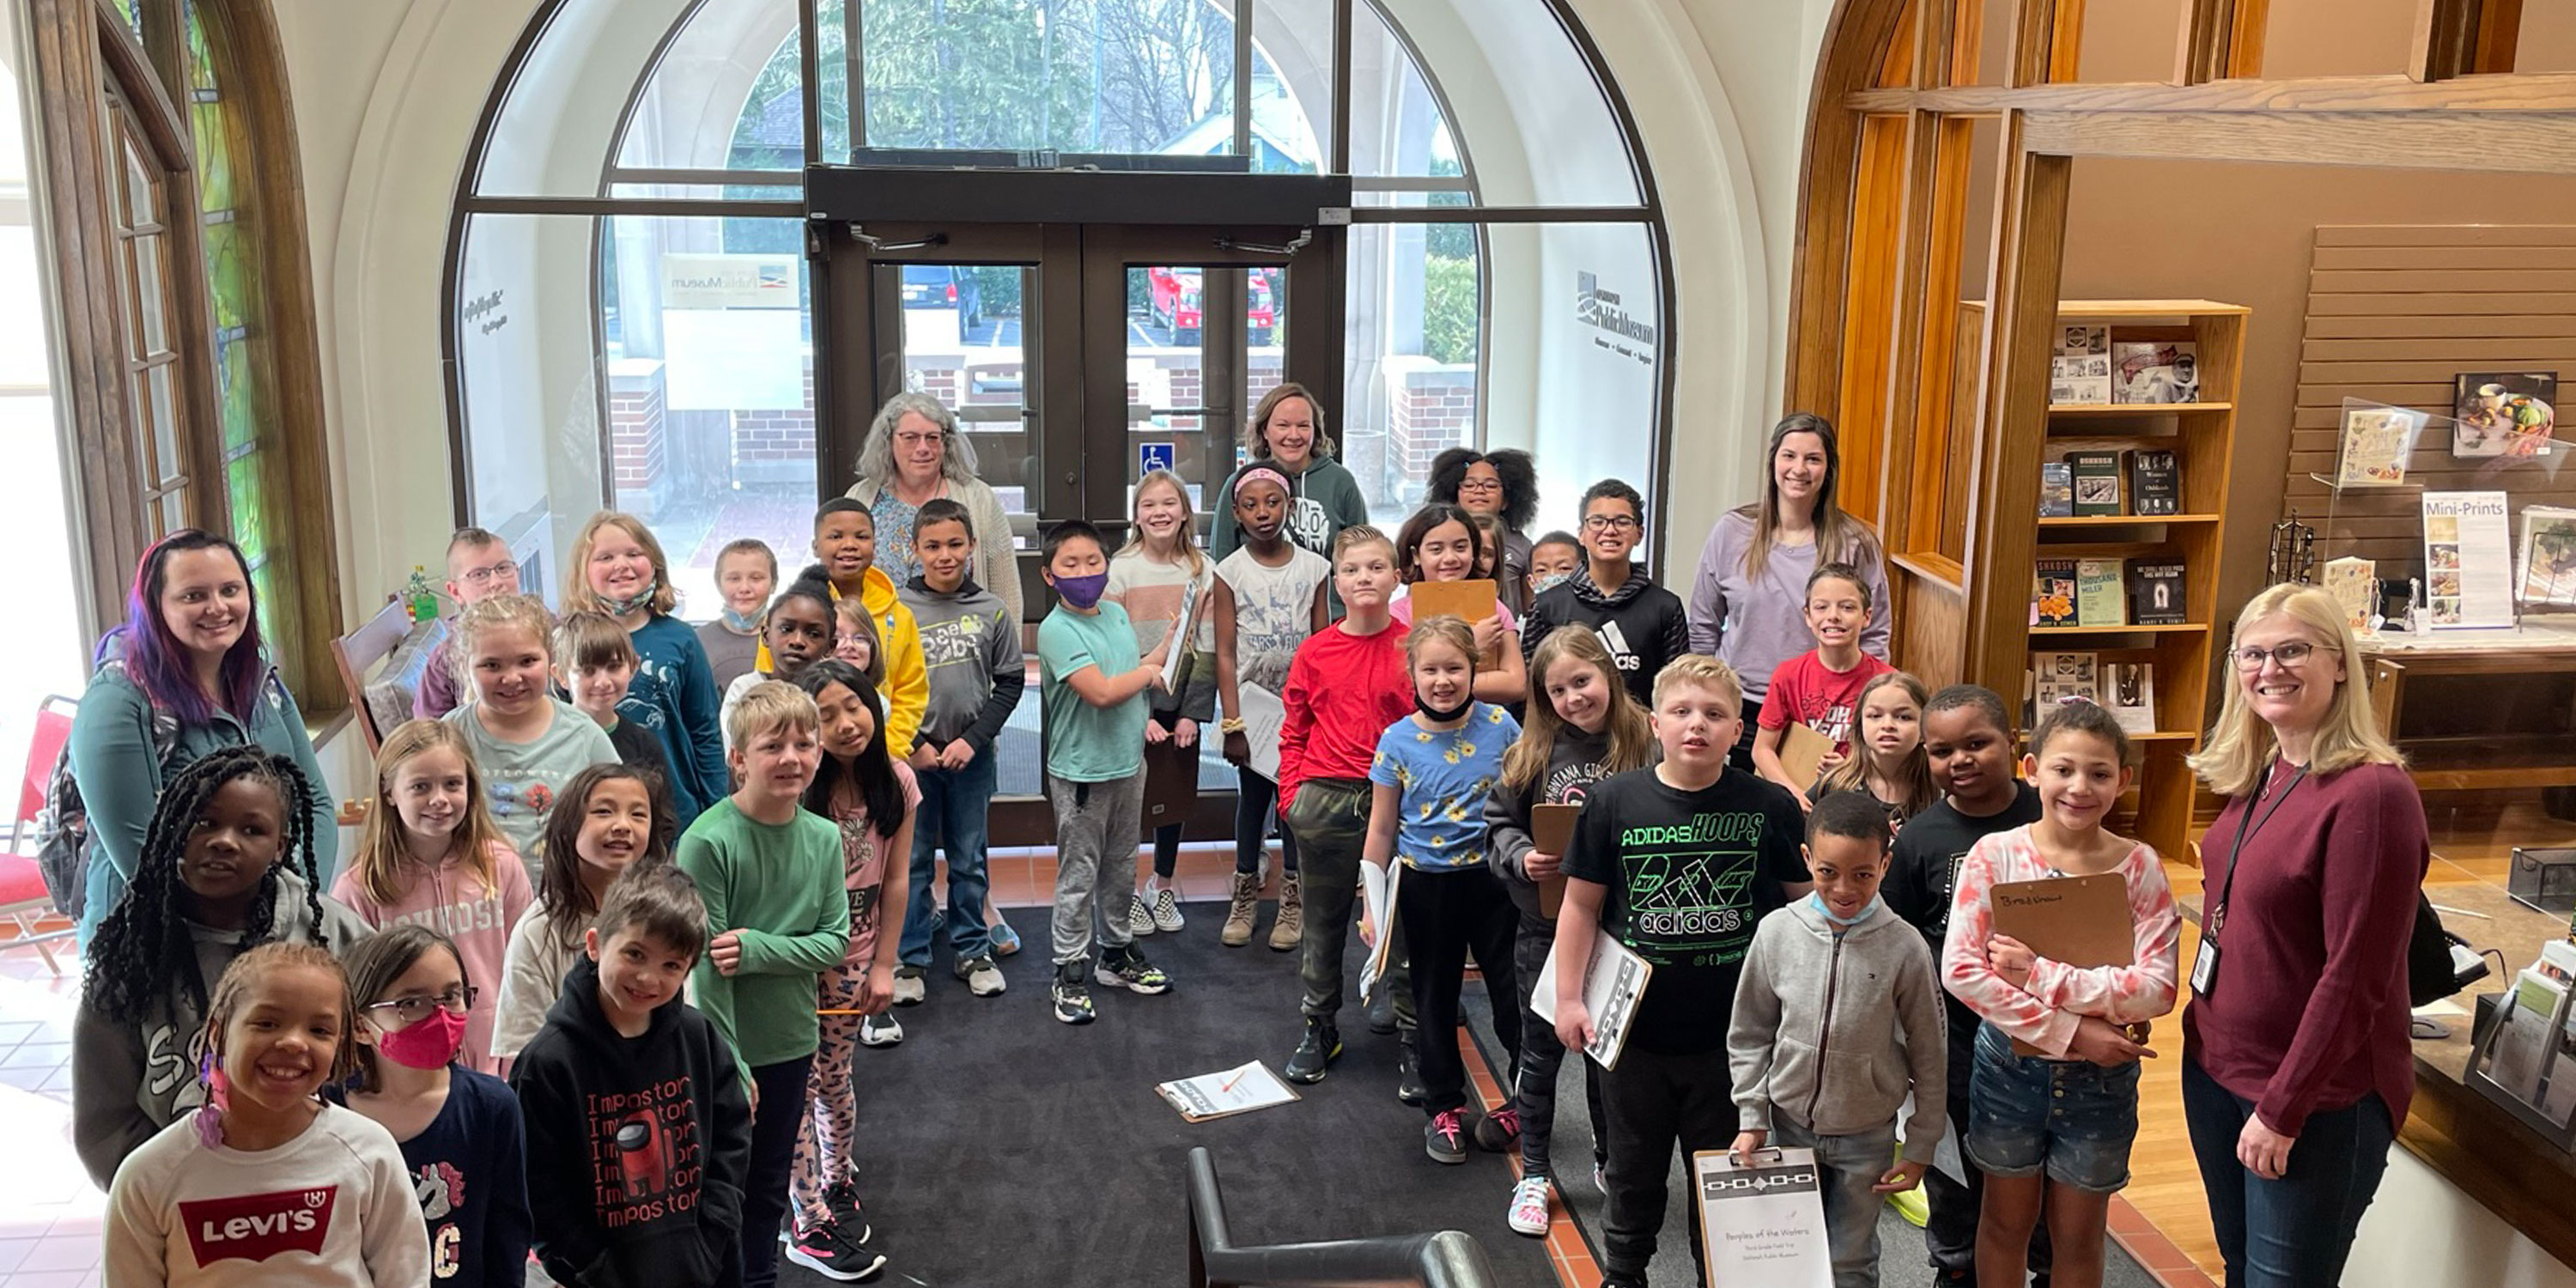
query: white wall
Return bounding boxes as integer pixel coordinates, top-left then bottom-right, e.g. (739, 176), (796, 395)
(2345, 1147), (2576, 1288)
(271, 0), (1836, 622)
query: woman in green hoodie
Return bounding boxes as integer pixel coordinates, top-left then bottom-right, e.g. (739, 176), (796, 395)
(1210, 383), (1373, 568)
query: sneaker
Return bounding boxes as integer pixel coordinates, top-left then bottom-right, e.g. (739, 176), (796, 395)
(783, 1218), (886, 1282)
(989, 916), (1022, 957)
(954, 954), (1005, 997)
(1366, 985), (1398, 1035)
(1151, 888), (1186, 933)
(821, 1182), (872, 1242)
(1505, 1175), (1552, 1236)
(1128, 893), (1157, 937)
(1425, 1108), (1470, 1164)
(1593, 1157), (1607, 1193)
(890, 964), (926, 1006)
(1051, 962), (1095, 1024)
(1284, 1018), (1340, 1084)
(1097, 945), (1172, 995)
(858, 1012), (902, 1047)
(1395, 1035), (1425, 1106)
(1473, 1105), (1521, 1152)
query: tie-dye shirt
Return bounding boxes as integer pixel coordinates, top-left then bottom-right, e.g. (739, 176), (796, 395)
(1940, 824), (2181, 1060)
(1369, 703), (1519, 871)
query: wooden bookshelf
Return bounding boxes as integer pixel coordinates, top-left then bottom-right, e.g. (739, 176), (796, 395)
(2026, 301), (2247, 863)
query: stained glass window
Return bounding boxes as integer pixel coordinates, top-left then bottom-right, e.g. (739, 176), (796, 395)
(183, 1), (283, 645)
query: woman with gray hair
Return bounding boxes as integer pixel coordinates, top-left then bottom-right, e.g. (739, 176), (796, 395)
(846, 391), (1026, 625)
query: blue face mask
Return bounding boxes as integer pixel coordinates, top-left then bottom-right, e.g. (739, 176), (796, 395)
(1809, 891), (1881, 928)
(601, 579), (659, 618)
(720, 607), (762, 634)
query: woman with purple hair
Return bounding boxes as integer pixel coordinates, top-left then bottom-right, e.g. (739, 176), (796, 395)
(67, 530), (337, 948)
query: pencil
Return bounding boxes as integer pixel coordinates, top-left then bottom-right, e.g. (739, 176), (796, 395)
(1219, 1066), (1248, 1093)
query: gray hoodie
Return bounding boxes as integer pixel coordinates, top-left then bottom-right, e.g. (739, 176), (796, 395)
(71, 868), (371, 1188)
(1727, 897), (1947, 1157)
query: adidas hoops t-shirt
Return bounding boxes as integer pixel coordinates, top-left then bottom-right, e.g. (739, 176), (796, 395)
(1563, 766), (1808, 1055)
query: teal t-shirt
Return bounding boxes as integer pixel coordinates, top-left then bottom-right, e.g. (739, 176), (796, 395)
(1368, 702), (1519, 871)
(1036, 602), (1147, 783)
(674, 798), (851, 1077)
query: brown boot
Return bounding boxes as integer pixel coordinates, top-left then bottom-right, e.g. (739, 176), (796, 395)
(1221, 871), (1261, 947)
(1268, 871), (1303, 951)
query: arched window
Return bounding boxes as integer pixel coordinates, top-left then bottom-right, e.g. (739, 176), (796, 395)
(449, 0), (1671, 605)
(27, 0), (341, 707)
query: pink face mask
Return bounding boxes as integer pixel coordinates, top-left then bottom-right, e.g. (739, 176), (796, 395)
(375, 1005), (467, 1071)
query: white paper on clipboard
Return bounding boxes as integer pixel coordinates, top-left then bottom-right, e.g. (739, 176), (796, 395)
(1157, 580), (1202, 692)
(1530, 927), (1652, 1070)
(1358, 859), (1402, 1004)
(1241, 683), (1285, 781)
(1692, 1147), (1834, 1288)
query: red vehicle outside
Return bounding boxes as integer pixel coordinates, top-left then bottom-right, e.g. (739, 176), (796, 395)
(1146, 267), (1279, 344)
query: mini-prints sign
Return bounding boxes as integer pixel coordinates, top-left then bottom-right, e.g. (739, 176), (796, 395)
(1577, 270), (1656, 366)
(661, 254), (799, 309)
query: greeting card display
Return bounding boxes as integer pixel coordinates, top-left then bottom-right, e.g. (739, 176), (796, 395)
(2421, 491), (2513, 629)
(2336, 404), (2429, 488)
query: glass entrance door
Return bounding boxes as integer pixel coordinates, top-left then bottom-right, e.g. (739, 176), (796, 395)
(824, 218), (1327, 845)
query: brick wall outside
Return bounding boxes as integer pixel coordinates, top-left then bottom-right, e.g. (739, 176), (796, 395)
(607, 358), (670, 517)
(1386, 360), (1479, 503)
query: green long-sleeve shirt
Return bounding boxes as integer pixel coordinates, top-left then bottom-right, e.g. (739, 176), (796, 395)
(676, 797), (850, 1080)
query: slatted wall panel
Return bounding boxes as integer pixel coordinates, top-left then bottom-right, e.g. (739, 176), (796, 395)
(2283, 226), (2576, 583)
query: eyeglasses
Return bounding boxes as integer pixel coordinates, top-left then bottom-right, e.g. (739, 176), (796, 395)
(1458, 477), (1503, 494)
(459, 560), (518, 586)
(1581, 514), (1641, 533)
(894, 430), (945, 447)
(365, 988), (477, 1024)
(2233, 641), (2318, 671)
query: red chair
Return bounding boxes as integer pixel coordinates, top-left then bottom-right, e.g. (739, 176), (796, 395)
(0, 696), (81, 975)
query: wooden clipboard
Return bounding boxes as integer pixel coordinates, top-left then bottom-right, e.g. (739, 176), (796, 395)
(1142, 735), (1200, 823)
(1777, 720), (1835, 792)
(1409, 578), (1504, 668)
(1531, 803), (1582, 918)
(1991, 871), (2134, 1056)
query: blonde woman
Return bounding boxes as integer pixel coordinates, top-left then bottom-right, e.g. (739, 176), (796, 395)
(2181, 582), (2425, 1287)
(1209, 383), (1370, 562)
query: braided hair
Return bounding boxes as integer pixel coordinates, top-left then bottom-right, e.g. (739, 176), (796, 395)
(81, 746), (328, 1026)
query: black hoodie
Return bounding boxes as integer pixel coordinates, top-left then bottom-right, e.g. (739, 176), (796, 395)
(509, 956), (752, 1288)
(1520, 564), (1692, 710)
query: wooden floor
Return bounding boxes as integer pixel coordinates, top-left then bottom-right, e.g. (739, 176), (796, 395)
(2127, 800), (2576, 1282)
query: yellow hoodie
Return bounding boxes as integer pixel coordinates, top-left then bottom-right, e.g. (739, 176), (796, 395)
(756, 566), (928, 753)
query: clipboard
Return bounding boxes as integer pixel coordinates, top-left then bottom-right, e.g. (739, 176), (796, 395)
(1157, 580), (1203, 692)
(1532, 927), (1652, 1070)
(1777, 721), (1835, 793)
(1141, 736), (1200, 823)
(1530, 803), (1582, 918)
(1990, 871), (2134, 1057)
(1409, 578), (1504, 668)
(1156, 1060), (1301, 1122)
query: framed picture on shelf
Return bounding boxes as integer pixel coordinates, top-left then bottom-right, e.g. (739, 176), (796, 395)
(2453, 372), (2556, 459)
(2519, 507), (2576, 608)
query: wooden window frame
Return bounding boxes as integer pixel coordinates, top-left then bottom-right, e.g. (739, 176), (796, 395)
(27, 0), (343, 713)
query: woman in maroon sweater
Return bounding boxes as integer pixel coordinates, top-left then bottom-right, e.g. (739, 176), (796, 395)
(2183, 582), (2426, 1287)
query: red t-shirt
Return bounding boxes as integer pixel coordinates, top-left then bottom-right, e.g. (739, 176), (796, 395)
(1278, 621), (1412, 808)
(1758, 649), (1895, 752)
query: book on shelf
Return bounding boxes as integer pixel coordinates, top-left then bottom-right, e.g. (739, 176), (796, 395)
(2112, 340), (2199, 404)
(2105, 661), (2157, 736)
(2124, 449), (2180, 516)
(2038, 463), (2074, 518)
(2321, 556), (2377, 632)
(2075, 559), (2126, 627)
(2335, 404), (2427, 488)
(2031, 651), (2099, 719)
(2067, 451), (2123, 516)
(2128, 560), (2187, 625)
(2052, 325), (2111, 404)
(2033, 560), (2079, 628)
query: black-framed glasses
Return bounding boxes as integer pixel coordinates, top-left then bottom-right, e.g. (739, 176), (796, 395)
(2233, 641), (2318, 671)
(365, 988), (477, 1024)
(1582, 514), (1640, 532)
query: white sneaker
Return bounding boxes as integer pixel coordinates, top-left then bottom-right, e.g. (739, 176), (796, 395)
(859, 1012), (902, 1047)
(1127, 893), (1157, 937)
(1506, 1175), (1552, 1236)
(1151, 888), (1186, 933)
(954, 954), (1005, 997)
(890, 965), (926, 1006)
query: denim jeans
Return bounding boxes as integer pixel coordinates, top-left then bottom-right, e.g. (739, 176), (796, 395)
(2182, 1057), (2393, 1288)
(900, 747), (998, 966)
(1235, 767), (1300, 876)
(1969, 1022), (2140, 1193)
(1774, 1115), (1900, 1288)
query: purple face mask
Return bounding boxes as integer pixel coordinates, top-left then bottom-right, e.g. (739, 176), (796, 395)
(1054, 572), (1110, 610)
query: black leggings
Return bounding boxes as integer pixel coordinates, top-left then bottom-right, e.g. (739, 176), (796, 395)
(1233, 768), (1300, 876)
(1730, 696), (1763, 772)
(1151, 823), (1182, 879)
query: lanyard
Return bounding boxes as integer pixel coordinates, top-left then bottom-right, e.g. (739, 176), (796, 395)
(2208, 759), (2307, 945)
